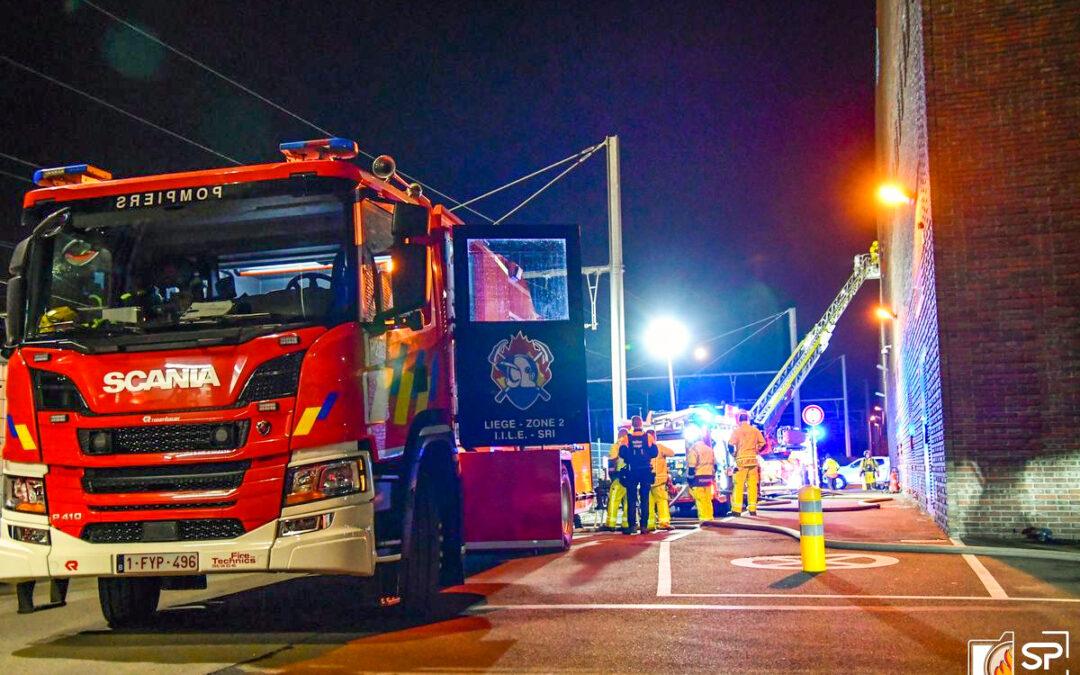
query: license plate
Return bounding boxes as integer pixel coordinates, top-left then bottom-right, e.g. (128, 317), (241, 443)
(116, 552), (199, 574)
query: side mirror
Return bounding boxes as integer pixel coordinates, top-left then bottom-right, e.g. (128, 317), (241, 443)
(4, 238), (30, 348)
(388, 245), (429, 316)
(5, 276), (25, 349)
(391, 203), (429, 243)
(387, 203), (431, 317)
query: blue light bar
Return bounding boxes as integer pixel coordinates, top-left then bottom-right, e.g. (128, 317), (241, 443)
(33, 163), (112, 187)
(279, 137), (359, 162)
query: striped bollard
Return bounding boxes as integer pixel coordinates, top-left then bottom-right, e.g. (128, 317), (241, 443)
(798, 485), (826, 573)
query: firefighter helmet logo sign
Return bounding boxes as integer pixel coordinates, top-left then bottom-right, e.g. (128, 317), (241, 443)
(489, 331), (553, 410)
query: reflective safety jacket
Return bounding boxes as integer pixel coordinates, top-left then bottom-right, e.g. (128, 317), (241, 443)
(686, 441), (717, 478)
(608, 441), (627, 476)
(619, 430), (658, 473)
(729, 422), (766, 468)
(860, 457), (878, 473)
(823, 458), (840, 478)
(652, 442), (676, 485)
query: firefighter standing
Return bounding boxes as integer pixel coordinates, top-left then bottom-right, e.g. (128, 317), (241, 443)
(685, 427), (718, 521)
(618, 416), (658, 534)
(603, 429), (629, 531)
(822, 455), (841, 490)
(860, 450), (878, 490)
(729, 412), (766, 517)
(648, 440), (676, 531)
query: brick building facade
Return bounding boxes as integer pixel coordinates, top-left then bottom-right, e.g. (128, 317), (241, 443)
(877, 1), (1080, 540)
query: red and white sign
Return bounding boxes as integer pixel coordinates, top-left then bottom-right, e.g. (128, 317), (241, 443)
(802, 404), (825, 427)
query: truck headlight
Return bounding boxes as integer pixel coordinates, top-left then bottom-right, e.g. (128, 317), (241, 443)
(3, 475), (47, 514)
(283, 459), (366, 506)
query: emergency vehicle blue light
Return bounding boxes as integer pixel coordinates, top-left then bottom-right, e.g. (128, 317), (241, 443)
(810, 426), (827, 441)
(33, 163), (112, 187)
(278, 137), (359, 162)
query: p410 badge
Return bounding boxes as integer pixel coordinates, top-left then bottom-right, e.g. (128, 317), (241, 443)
(489, 332), (554, 411)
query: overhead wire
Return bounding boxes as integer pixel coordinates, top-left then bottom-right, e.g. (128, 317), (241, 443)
(695, 312), (787, 373)
(0, 54), (241, 166)
(0, 152), (40, 169)
(493, 142), (605, 225)
(451, 142), (604, 213)
(0, 169), (33, 185)
(81, 0), (494, 223)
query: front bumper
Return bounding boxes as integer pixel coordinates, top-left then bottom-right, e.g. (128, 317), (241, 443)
(0, 501), (376, 582)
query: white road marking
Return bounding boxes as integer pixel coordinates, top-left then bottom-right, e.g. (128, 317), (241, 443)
(951, 536), (1008, 599)
(662, 592), (1080, 603)
(656, 527), (698, 597)
(731, 553), (899, 570)
(574, 540), (603, 550)
(471, 602), (1067, 612)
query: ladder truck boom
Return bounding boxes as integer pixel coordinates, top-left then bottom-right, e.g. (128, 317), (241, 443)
(749, 243), (880, 438)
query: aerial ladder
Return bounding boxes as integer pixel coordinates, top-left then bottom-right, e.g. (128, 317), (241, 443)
(749, 243), (881, 440)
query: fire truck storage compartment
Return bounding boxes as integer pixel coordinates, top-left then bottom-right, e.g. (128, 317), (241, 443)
(460, 449), (565, 548)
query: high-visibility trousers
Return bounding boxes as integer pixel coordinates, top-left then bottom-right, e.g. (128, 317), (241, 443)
(690, 481), (714, 521)
(864, 471), (876, 489)
(606, 479), (628, 528)
(732, 466), (760, 514)
(647, 483), (670, 529)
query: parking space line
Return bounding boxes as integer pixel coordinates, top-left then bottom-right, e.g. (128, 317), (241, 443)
(662, 592), (1080, 603)
(950, 536), (1008, 599)
(656, 527), (698, 597)
(471, 602), (1059, 612)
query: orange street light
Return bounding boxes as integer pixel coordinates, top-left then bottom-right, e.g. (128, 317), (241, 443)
(877, 183), (913, 207)
(874, 306), (898, 321)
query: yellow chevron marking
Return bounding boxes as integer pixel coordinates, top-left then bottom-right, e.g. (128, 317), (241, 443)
(14, 424), (37, 451)
(293, 407), (321, 436)
(393, 368), (415, 425)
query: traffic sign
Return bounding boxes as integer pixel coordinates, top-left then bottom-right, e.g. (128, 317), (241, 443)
(802, 404), (825, 427)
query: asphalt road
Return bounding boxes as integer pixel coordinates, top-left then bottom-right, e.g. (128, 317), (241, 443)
(1, 497), (1077, 673)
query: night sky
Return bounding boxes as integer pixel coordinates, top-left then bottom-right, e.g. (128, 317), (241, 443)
(2, 1), (880, 452)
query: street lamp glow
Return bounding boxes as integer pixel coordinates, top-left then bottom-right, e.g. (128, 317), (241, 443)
(644, 318), (690, 358)
(692, 345), (709, 361)
(644, 317), (690, 412)
(874, 306), (898, 321)
(877, 183), (913, 206)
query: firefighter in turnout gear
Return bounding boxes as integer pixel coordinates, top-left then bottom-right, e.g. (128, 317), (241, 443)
(860, 450), (878, 490)
(648, 440), (676, 531)
(686, 426), (718, 521)
(604, 430), (630, 530)
(618, 415), (658, 534)
(729, 412), (766, 516)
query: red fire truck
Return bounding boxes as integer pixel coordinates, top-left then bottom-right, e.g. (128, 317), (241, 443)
(0, 138), (592, 626)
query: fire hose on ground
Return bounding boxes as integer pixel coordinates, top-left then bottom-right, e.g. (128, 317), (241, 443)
(701, 511), (1080, 563)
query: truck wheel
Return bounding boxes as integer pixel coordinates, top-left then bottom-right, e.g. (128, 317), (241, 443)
(98, 577), (161, 628)
(399, 470), (441, 617)
(559, 465), (574, 550)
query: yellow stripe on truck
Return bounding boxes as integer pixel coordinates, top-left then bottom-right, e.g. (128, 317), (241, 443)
(14, 424), (37, 451)
(293, 407), (321, 437)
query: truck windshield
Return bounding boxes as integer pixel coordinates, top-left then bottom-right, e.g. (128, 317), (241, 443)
(23, 180), (355, 344)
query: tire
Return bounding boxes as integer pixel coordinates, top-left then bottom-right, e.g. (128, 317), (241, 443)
(98, 577), (161, 629)
(834, 476), (848, 490)
(399, 469), (441, 617)
(559, 465), (574, 550)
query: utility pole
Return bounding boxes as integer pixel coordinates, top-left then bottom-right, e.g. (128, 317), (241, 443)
(840, 354), (851, 458)
(607, 136), (627, 436)
(787, 307), (801, 428)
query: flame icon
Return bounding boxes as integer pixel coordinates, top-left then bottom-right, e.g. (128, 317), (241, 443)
(488, 331), (554, 411)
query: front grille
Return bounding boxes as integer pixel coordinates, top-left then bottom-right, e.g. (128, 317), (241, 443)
(238, 351), (305, 403)
(78, 422), (249, 455)
(81, 461), (250, 494)
(80, 519), (246, 543)
(89, 501), (236, 512)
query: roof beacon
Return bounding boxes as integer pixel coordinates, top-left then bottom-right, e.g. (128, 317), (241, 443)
(33, 164), (112, 187)
(279, 137), (359, 162)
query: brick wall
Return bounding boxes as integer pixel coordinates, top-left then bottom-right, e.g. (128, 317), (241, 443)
(878, 0), (1080, 540)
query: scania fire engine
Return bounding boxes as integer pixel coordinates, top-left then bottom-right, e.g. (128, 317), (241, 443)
(0, 138), (593, 626)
